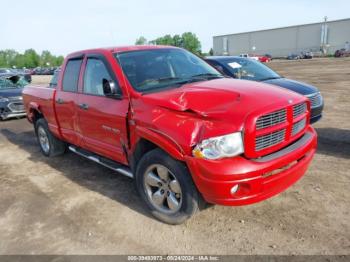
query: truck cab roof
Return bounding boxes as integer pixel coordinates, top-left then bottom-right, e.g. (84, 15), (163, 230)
(67, 45), (180, 57)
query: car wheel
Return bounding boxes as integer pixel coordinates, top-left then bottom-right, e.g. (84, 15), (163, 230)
(35, 118), (66, 157)
(135, 148), (200, 224)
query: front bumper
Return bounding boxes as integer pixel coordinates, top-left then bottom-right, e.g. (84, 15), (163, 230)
(185, 126), (317, 206)
(310, 104), (324, 124)
(0, 111), (26, 120)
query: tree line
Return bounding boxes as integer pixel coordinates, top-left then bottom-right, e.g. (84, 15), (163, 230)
(0, 49), (64, 69)
(135, 32), (213, 56)
(1, 33), (212, 69)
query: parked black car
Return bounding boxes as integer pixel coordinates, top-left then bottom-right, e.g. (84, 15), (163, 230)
(334, 48), (350, 57)
(0, 68), (12, 76)
(300, 51), (313, 59)
(287, 53), (300, 60)
(32, 67), (56, 75)
(0, 75), (28, 120)
(205, 56), (324, 123)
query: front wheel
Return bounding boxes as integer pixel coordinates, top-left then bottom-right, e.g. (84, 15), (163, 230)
(135, 149), (200, 224)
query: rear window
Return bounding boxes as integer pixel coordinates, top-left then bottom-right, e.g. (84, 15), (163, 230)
(62, 59), (83, 92)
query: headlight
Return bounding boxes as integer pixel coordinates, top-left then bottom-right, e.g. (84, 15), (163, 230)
(0, 97), (9, 103)
(192, 132), (244, 160)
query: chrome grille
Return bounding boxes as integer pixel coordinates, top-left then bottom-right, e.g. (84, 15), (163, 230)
(292, 118), (306, 136)
(293, 103), (307, 118)
(307, 93), (322, 108)
(255, 129), (286, 151)
(256, 109), (286, 130)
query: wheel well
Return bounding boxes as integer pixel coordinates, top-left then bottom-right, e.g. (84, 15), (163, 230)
(131, 138), (158, 172)
(31, 109), (43, 124)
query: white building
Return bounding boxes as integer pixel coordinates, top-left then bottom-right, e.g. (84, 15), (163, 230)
(213, 18), (350, 57)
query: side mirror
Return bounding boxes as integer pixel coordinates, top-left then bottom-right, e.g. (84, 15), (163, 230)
(103, 78), (121, 98)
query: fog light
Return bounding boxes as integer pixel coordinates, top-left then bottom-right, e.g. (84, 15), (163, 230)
(230, 184), (239, 195)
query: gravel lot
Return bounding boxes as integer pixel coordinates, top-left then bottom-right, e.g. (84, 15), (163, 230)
(0, 57), (349, 255)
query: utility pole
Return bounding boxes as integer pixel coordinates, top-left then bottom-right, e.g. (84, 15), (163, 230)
(321, 16), (328, 55)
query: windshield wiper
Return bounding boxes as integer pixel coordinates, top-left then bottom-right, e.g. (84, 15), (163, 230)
(259, 76), (281, 81)
(190, 73), (224, 79)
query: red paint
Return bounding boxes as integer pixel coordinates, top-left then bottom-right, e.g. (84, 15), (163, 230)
(257, 55), (271, 63)
(251, 54), (271, 63)
(23, 46), (317, 206)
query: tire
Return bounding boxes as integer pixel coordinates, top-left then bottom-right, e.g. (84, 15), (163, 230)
(135, 148), (200, 224)
(35, 118), (66, 157)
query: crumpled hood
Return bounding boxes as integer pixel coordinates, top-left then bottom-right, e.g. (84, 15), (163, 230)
(141, 78), (305, 120)
(262, 78), (318, 95)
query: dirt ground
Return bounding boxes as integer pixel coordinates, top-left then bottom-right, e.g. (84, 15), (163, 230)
(0, 58), (349, 255)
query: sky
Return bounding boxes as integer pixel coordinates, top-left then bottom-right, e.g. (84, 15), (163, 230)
(2, 0), (350, 56)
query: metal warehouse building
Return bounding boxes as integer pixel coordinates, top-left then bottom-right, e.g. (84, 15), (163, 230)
(213, 18), (350, 57)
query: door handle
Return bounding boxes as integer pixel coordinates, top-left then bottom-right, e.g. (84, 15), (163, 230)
(79, 103), (89, 110)
(56, 98), (65, 104)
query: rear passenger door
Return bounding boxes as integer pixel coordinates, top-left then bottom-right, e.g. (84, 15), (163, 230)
(78, 54), (129, 165)
(55, 57), (83, 145)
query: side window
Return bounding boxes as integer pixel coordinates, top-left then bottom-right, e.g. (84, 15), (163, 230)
(62, 59), (83, 92)
(83, 58), (118, 96)
(49, 70), (60, 88)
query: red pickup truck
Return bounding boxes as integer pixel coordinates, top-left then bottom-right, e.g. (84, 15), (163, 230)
(23, 46), (317, 224)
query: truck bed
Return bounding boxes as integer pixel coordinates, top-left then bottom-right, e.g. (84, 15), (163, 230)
(22, 85), (59, 135)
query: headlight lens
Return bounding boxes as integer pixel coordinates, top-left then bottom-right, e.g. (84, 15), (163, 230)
(192, 132), (244, 160)
(0, 97), (9, 102)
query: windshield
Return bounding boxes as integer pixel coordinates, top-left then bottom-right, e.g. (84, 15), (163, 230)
(115, 48), (222, 93)
(0, 76), (29, 89)
(222, 58), (280, 81)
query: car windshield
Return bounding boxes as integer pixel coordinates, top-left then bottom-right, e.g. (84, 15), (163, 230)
(115, 48), (223, 93)
(222, 57), (280, 81)
(0, 76), (29, 89)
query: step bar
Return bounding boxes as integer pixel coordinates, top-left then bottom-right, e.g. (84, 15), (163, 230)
(68, 146), (134, 178)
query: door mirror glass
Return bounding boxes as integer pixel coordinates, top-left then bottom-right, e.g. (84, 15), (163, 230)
(103, 78), (118, 96)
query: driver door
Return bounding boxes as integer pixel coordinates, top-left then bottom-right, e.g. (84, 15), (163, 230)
(78, 54), (129, 165)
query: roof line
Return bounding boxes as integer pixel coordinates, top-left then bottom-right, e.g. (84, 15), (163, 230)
(213, 17), (350, 38)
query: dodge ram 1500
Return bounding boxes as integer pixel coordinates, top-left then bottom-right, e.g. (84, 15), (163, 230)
(23, 46), (317, 224)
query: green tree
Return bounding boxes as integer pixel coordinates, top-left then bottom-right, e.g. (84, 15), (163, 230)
(54, 56), (64, 66)
(152, 34), (174, 46)
(0, 51), (8, 67)
(147, 32), (202, 54)
(209, 48), (214, 56)
(23, 49), (40, 68)
(0, 49), (18, 67)
(0, 49), (63, 68)
(135, 36), (148, 45)
(181, 32), (201, 55)
(172, 34), (183, 47)
(40, 50), (54, 67)
(14, 54), (26, 68)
